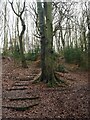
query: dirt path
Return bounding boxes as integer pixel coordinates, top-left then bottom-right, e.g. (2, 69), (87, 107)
(2, 58), (89, 119)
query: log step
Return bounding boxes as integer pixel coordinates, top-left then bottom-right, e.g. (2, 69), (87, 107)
(13, 84), (29, 86)
(3, 103), (39, 111)
(7, 86), (28, 91)
(9, 96), (40, 101)
(19, 76), (34, 81)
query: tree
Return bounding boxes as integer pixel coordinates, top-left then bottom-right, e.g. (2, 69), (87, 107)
(9, 0), (27, 68)
(85, 1), (90, 69)
(37, 1), (46, 82)
(36, 0), (63, 86)
(44, 1), (55, 85)
(3, 1), (8, 55)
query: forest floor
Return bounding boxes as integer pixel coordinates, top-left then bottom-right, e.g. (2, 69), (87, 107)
(2, 57), (90, 119)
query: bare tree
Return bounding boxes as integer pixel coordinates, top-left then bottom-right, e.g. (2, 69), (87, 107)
(9, 0), (27, 68)
(3, 1), (8, 55)
(85, 1), (90, 69)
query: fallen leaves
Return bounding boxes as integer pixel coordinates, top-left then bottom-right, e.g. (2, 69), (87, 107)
(2, 57), (89, 119)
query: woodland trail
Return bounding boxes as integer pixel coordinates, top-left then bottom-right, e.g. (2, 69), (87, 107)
(2, 57), (89, 119)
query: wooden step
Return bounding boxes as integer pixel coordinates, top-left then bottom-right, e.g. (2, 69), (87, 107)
(7, 86), (28, 91)
(3, 90), (39, 99)
(9, 96), (40, 101)
(19, 76), (34, 81)
(13, 83), (29, 86)
(3, 101), (39, 111)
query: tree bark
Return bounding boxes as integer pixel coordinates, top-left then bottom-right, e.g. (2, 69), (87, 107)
(36, 1), (66, 86)
(3, 2), (8, 55)
(37, 2), (46, 82)
(44, 2), (54, 83)
(19, 17), (27, 68)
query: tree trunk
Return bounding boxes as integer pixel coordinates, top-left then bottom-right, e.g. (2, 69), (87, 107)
(36, 1), (65, 86)
(44, 1), (56, 85)
(87, 2), (90, 70)
(3, 2), (8, 55)
(37, 1), (46, 82)
(60, 24), (65, 48)
(9, 1), (27, 68)
(19, 17), (27, 68)
(83, 28), (87, 52)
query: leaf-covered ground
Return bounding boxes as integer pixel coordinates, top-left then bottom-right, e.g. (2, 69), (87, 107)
(2, 57), (89, 119)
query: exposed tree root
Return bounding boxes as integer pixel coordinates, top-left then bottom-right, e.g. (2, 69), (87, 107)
(47, 74), (68, 87)
(54, 72), (68, 86)
(32, 72), (42, 84)
(55, 71), (76, 81)
(31, 71), (68, 87)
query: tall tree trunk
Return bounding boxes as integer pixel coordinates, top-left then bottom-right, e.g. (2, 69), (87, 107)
(87, 1), (90, 70)
(55, 31), (60, 53)
(3, 2), (8, 55)
(44, 1), (56, 85)
(19, 17), (27, 68)
(37, 1), (46, 82)
(83, 27), (87, 52)
(60, 24), (65, 48)
(36, 1), (64, 86)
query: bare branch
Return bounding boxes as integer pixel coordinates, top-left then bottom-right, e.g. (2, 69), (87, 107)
(20, 1), (25, 16)
(8, 0), (25, 17)
(9, 2), (20, 17)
